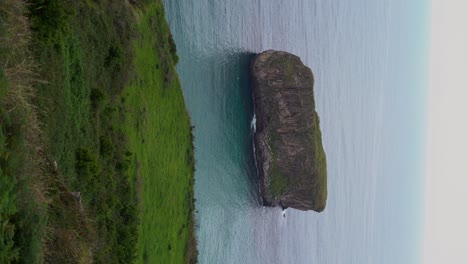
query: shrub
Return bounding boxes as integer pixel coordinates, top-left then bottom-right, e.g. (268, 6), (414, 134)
(99, 135), (114, 159)
(168, 31), (179, 64)
(90, 88), (106, 109)
(75, 148), (99, 184)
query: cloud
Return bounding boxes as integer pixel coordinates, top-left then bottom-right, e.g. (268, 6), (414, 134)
(424, 0), (468, 263)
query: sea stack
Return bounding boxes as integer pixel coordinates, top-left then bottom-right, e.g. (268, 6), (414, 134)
(251, 50), (327, 212)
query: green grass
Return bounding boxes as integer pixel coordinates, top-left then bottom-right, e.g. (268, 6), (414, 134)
(0, 129), (19, 263)
(269, 165), (289, 199)
(1, 0), (196, 263)
(0, 2), (48, 262)
(123, 3), (196, 263)
(28, 0), (139, 262)
(310, 111), (327, 206)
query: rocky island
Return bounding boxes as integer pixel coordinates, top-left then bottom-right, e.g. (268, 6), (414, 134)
(251, 50), (327, 212)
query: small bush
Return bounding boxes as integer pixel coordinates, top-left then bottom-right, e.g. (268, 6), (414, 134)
(116, 159), (130, 172)
(99, 135), (114, 159)
(105, 44), (124, 77)
(75, 148), (99, 183)
(90, 88), (106, 109)
(168, 31), (179, 64)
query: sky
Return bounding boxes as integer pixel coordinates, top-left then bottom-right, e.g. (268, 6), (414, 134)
(424, 0), (468, 263)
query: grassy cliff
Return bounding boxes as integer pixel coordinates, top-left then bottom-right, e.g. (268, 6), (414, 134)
(0, 0), (196, 263)
(124, 3), (197, 263)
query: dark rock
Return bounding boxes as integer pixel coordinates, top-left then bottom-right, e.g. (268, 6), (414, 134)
(251, 50), (327, 212)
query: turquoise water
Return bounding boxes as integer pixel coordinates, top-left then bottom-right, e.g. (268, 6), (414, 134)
(164, 0), (430, 263)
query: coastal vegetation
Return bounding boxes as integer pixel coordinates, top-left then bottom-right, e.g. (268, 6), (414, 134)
(0, 0), (196, 263)
(124, 3), (197, 263)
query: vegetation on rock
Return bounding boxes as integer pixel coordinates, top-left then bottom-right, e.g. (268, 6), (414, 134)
(251, 50), (327, 212)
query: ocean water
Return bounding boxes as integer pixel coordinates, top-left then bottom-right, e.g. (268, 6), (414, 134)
(163, 0), (430, 263)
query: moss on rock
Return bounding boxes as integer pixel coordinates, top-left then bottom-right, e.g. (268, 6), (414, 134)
(251, 50), (327, 212)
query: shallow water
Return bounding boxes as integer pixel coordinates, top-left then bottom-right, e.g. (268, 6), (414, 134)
(164, 0), (429, 263)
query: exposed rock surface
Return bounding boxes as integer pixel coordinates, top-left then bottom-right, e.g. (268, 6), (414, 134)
(251, 50), (327, 212)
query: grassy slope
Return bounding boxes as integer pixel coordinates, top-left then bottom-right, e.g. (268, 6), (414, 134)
(1, 0), (196, 263)
(124, 3), (196, 263)
(29, 0), (138, 262)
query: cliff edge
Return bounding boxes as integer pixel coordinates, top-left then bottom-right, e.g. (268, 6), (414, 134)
(251, 50), (327, 212)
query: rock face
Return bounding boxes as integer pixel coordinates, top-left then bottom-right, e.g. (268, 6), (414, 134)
(251, 50), (327, 212)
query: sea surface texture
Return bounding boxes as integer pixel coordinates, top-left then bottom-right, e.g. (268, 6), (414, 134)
(164, 0), (429, 263)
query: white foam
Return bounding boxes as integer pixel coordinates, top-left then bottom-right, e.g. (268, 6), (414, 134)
(250, 113), (256, 132)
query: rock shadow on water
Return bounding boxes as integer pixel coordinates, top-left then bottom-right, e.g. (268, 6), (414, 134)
(232, 51), (264, 207)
